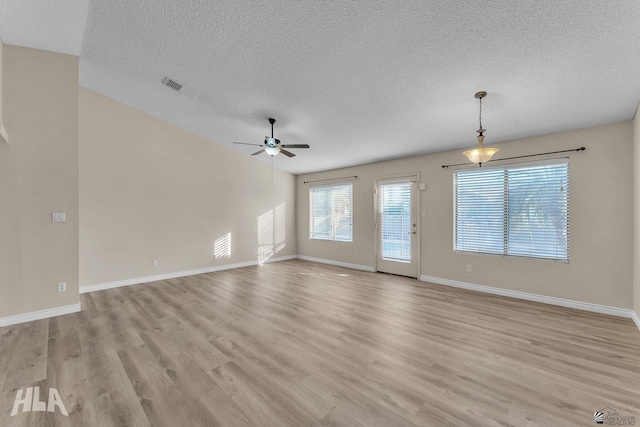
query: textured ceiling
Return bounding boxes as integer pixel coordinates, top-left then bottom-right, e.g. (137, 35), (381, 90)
(0, 0), (88, 56)
(2, 1), (640, 174)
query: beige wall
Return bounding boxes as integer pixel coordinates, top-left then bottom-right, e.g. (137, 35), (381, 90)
(297, 122), (633, 309)
(0, 37), (7, 143)
(79, 88), (296, 287)
(633, 105), (640, 316)
(0, 45), (79, 317)
(0, 38), (4, 125)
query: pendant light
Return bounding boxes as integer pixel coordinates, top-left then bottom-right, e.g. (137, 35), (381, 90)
(463, 91), (499, 166)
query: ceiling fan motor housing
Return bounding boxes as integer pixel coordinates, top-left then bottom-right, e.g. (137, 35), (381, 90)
(265, 137), (280, 147)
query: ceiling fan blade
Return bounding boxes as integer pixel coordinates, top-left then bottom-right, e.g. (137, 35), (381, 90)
(279, 149), (296, 157)
(251, 149), (265, 156)
(280, 144), (310, 149)
(233, 142), (263, 147)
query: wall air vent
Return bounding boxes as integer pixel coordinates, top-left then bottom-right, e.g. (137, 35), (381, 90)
(162, 77), (183, 92)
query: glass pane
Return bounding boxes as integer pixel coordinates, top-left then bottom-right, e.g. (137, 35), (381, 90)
(311, 186), (332, 239)
(310, 183), (353, 242)
(455, 169), (505, 254)
(507, 164), (568, 259)
(380, 182), (411, 261)
(332, 184), (353, 242)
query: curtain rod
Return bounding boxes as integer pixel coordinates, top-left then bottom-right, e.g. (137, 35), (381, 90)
(303, 175), (358, 184)
(441, 147), (585, 168)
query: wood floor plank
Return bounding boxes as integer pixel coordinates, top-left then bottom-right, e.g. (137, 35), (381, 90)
(117, 343), (223, 427)
(138, 329), (252, 427)
(77, 315), (151, 427)
(1, 259), (639, 426)
(46, 315), (99, 427)
(2, 320), (49, 393)
(0, 325), (21, 392)
(208, 360), (316, 427)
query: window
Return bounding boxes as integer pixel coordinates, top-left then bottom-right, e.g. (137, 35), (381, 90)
(454, 160), (569, 261)
(310, 183), (353, 242)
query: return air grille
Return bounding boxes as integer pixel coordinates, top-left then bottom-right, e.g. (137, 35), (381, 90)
(162, 77), (183, 91)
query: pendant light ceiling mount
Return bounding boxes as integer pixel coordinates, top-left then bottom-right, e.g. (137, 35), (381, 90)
(463, 91), (499, 167)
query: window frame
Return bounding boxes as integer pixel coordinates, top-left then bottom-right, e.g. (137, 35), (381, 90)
(309, 182), (354, 243)
(453, 159), (570, 262)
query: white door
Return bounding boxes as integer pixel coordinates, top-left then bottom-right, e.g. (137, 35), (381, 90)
(376, 177), (419, 278)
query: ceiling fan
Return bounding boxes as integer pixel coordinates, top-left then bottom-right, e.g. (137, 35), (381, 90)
(233, 118), (310, 157)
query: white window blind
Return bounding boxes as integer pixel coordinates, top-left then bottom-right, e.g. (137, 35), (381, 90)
(310, 183), (353, 242)
(454, 160), (569, 261)
(378, 180), (412, 262)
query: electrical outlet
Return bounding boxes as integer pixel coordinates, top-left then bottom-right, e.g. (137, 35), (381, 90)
(57, 282), (66, 292)
(152, 259), (158, 267)
(51, 212), (66, 222)
(466, 265), (472, 273)
(348, 250), (353, 256)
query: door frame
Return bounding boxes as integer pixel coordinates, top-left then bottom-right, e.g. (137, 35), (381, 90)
(373, 172), (421, 278)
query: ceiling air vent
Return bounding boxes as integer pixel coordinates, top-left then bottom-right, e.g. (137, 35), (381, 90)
(162, 77), (183, 92)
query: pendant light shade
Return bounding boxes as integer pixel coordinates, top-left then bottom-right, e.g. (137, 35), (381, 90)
(463, 138), (500, 164)
(463, 91), (499, 166)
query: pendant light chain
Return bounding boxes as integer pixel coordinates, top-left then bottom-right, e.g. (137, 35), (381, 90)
(462, 91), (499, 166)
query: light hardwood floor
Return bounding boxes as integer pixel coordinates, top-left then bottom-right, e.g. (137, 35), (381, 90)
(1, 259), (639, 426)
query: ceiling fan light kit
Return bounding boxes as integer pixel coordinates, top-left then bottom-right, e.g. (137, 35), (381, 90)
(462, 91), (499, 167)
(233, 118), (310, 158)
(264, 146), (280, 156)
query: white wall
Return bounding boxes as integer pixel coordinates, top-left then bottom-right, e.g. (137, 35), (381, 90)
(297, 122), (633, 309)
(0, 45), (79, 318)
(79, 88), (296, 287)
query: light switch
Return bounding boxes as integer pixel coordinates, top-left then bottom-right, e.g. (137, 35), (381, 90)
(52, 212), (66, 222)
(421, 211), (427, 218)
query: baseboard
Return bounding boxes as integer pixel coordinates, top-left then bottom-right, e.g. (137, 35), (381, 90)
(0, 303), (81, 328)
(295, 255), (375, 272)
(80, 255), (297, 294)
(632, 311), (640, 331)
(420, 275), (634, 319)
(80, 254), (373, 294)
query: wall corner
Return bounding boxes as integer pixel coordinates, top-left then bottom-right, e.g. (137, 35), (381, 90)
(633, 102), (640, 319)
